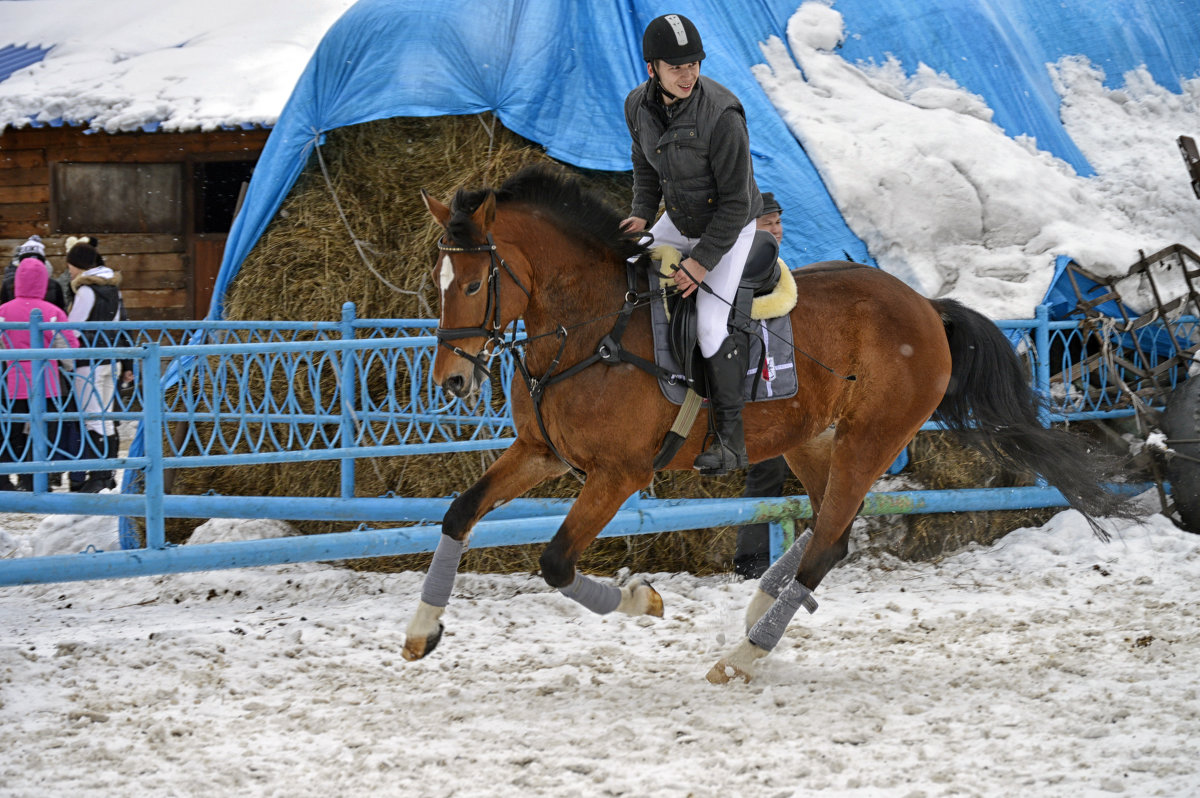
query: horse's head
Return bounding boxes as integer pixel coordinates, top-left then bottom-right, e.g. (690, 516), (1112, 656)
(422, 187), (530, 399)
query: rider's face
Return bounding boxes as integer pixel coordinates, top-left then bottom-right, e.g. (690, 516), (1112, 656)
(651, 60), (700, 104)
(756, 212), (783, 244)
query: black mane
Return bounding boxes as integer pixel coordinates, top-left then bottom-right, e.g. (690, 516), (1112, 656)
(448, 164), (644, 261)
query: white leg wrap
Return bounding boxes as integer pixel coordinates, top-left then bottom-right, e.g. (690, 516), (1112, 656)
(420, 534), (466, 608)
(757, 528), (813, 599)
(747, 578), (818, 652)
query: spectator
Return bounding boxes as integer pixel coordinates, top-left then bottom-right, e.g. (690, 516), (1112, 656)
(66, 242), (130, 493)
(0, 258), (80, 491)
(2, 235), (67, 310)
(733, 192), (790, 578)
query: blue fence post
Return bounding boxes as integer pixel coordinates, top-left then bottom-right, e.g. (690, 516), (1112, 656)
(339, 302), (356, 498)
(28, 310), (49, 493)
(141, 343), (166, 548)
(1034, 304), (1053, 489)
(768, 521), (785, 564)
(1034, 304), (1052, 425)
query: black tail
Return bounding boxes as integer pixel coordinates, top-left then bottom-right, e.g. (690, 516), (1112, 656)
(931, 298), (1135, 537)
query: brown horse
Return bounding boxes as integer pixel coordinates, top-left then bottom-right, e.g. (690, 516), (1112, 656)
(403, 163), (1128, 682)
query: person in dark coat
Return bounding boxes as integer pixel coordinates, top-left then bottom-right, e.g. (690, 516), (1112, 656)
(621, 13), (764, 476)
(733, 193), (790, 578)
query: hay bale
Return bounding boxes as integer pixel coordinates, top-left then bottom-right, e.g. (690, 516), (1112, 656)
(164, 113), (753, 574)
(162, 114), (1052, 570)
(861, 432), (1056, 560)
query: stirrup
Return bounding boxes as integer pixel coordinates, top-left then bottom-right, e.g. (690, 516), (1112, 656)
(694, 441), (747, 476)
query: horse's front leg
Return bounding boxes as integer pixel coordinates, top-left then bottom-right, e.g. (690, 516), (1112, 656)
(403, 439), (565, 661)
(539, 469), (663, 619)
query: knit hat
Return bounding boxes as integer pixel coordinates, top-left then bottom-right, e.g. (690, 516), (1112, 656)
(15, 235), (45, 259)
(759, 192), (782, 216)
(67, 242), (100, 270)
(65, 234), (98, 253)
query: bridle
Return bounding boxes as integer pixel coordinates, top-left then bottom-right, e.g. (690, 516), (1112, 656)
(432, 227), (668, 481)
(434, 232), (530, 374)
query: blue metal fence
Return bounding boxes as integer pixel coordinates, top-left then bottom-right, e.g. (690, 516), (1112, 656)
(0, 303), (1189, 586)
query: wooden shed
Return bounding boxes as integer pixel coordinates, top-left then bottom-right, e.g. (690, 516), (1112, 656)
(0, 4), (349, 320)
(0, 124), (268, 320)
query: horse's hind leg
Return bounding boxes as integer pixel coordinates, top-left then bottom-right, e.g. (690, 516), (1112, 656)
(711, 424), (911, 683)
(540, 467), (663, 618)
(403, 439), (566, 661)
(743, 432), (834, 631)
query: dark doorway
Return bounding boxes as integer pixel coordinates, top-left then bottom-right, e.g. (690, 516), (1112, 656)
(194, 160), (255, 234)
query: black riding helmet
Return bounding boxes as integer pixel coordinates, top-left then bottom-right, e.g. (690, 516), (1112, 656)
(642, 14), (705, 65)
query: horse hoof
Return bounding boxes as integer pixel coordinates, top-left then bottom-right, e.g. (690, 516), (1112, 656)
(705, 639), (767, 684)
(401, 622), (444, 661)
(705, 658), (752, 684)
(618, 578), (664, 617)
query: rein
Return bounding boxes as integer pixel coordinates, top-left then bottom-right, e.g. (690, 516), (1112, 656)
(435, 235), (671, 480)
(435, 233), (853, 480)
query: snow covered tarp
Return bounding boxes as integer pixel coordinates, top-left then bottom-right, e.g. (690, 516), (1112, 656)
(2, 0), (1197, 320)
(211, 0), (1199, 319)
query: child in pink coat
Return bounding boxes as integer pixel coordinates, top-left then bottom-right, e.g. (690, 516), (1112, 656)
(0, 257), (81, 490)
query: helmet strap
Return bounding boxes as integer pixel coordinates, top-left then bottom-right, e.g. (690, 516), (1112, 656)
(649, 62), (681, 103)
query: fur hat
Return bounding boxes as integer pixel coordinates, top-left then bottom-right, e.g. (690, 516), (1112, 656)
(67, 242), (100, 270)
(15, 235), (46, 259)
(65, 235), (99, 253)
(759, 192), (782, 216)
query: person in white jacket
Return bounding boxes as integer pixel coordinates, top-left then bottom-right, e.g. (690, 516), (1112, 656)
(65, 241), (129, 492)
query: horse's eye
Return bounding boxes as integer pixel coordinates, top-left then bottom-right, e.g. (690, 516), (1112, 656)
(465, 281), (482, 296)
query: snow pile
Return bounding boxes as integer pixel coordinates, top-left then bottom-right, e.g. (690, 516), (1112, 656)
(755, 2), (1200, 318)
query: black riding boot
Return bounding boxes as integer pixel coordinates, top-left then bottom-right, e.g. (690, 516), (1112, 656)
(693, 334), (749, 475)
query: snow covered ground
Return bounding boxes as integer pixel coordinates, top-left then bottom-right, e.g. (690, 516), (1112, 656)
(1, 507), (1199, 797)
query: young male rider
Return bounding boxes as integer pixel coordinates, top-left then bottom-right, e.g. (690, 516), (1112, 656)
(621, 13), (763, 474)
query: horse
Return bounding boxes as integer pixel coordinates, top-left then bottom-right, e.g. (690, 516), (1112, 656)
(403, 163), (1129, 683)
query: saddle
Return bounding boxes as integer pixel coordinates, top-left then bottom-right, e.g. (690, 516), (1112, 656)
(652, 229), (797, 396)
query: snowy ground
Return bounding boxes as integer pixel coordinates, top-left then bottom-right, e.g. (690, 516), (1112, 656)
(2, 508), (1198, 797)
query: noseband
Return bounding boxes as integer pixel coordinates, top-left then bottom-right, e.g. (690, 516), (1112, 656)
(435, 232), (531, 373)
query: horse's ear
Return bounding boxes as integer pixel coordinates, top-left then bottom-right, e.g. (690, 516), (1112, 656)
(422, 189), (451, 227)
(470, 191), (496, 232)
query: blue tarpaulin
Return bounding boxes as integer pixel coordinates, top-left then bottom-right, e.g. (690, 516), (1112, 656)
(209, 0), (1200, 319)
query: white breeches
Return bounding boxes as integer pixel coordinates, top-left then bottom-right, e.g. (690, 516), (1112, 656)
(73, 363), (116, 436)
(647, 214), (757, 357)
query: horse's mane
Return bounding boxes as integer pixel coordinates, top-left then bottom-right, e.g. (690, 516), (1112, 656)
(448, 163), (645, 261)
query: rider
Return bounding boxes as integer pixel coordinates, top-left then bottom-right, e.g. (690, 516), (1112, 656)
(621, 13), (763, 475)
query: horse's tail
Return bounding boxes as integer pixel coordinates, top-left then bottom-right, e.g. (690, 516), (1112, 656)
(930, 298), (1134, 536)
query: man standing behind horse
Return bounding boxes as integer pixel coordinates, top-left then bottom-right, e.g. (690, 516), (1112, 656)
(621, 13), (763, 475)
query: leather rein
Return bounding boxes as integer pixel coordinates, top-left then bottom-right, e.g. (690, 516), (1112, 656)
(434, 234), (673, 480)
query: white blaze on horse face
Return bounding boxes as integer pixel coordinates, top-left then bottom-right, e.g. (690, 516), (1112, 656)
(439, 254), (455, 295)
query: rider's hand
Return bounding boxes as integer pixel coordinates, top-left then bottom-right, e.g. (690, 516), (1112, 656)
(673, 257), (708, 297)
(620, 216), (647, 234)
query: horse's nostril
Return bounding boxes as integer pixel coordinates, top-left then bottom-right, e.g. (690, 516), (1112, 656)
(444, 375), (465, 395)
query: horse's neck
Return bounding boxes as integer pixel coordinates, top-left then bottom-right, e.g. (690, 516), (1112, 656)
(508, 223), (630, 367)
(525, 259), (627, 331)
